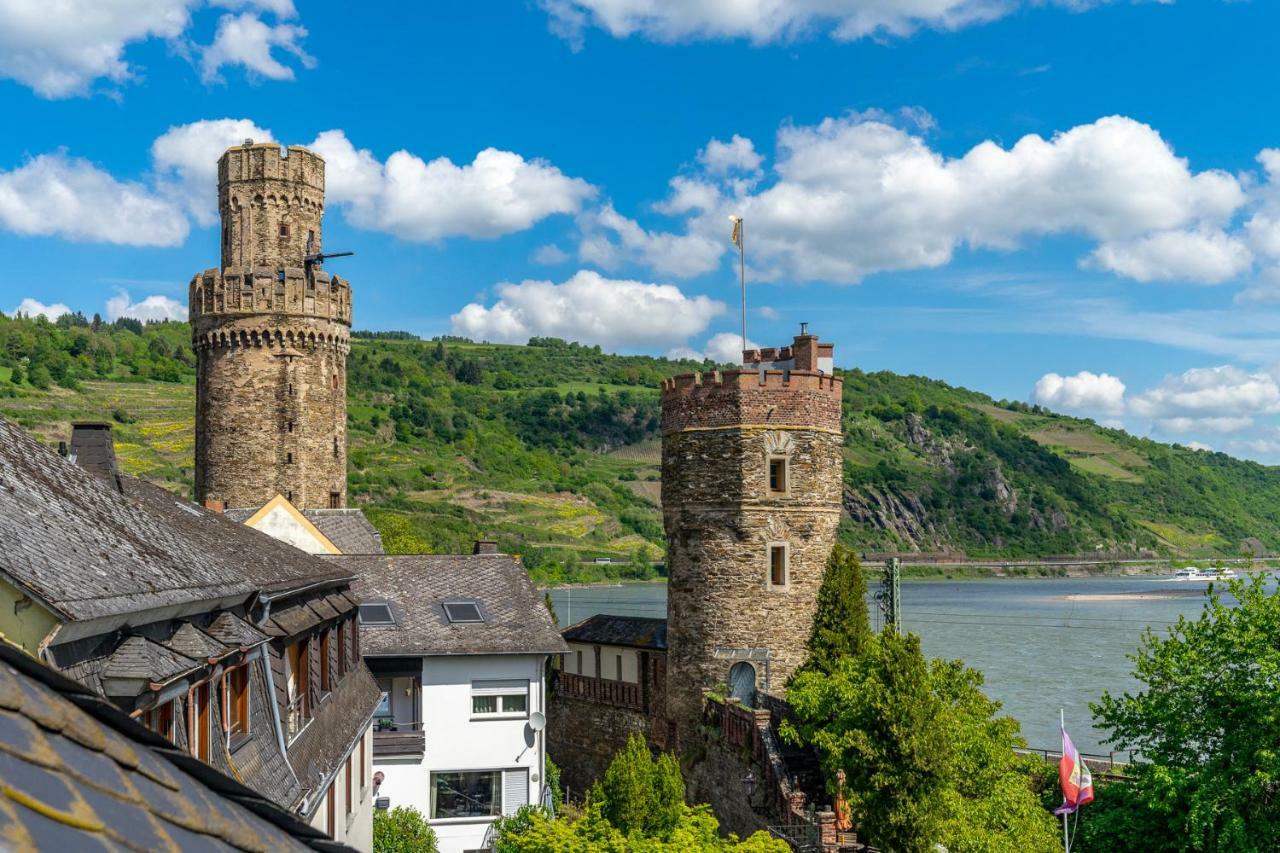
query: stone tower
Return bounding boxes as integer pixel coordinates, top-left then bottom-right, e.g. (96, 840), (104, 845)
(661, 328), (843, 735)
(190, 142), (352, 510)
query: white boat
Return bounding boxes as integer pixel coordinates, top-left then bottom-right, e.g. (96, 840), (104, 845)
(1202, 568), (1238, 580)
(1172, 568), (1208, 580)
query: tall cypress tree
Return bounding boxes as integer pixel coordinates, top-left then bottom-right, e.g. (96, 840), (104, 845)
(803, 543), (872, 675)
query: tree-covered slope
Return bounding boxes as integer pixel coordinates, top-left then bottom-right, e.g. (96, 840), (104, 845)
(2, 311), (1278, 576)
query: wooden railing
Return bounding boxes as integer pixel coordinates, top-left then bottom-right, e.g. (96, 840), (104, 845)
(555, 671), (643, 711)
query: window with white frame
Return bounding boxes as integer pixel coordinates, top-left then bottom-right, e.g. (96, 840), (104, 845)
(429, 769), (528, 820)
(471, 679), (529, 718)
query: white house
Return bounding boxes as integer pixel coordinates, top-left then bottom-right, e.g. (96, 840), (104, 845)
(329, 544), (568, 853)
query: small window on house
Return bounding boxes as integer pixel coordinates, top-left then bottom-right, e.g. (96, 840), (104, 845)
(280, 223), (290, 237)
(615, 654), (623, 681)
(337, 621), (346, 678)
(228, 665), (250, 738)
(769, 545), (788, 587)
(768, 458), (787, 493)
(358, 603), (395, 625)
(191, 682), (211, 761)
(575, 650), (582, 674)
(471, 680), (530, 718)
(430, 770), (501, 819)
(329, 491), (341, 509)
(145, 700), (175, 741)
(443, 600), (483, 623)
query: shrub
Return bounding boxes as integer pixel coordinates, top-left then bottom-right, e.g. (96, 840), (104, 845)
(373, 806), (438, 853)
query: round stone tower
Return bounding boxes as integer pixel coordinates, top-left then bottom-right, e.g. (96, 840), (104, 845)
(190, 142), (352, 510)
(661, 327), (843, 736)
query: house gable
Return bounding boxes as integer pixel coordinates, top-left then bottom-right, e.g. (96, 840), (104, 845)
(243, 495), (342, 555)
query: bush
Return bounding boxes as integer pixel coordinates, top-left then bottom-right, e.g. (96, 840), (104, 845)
(373, 806), (438, 853)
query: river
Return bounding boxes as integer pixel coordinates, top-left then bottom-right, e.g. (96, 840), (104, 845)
(546, 573), (1255, 755)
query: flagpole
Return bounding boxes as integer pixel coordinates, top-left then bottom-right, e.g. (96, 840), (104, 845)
(739, 218), (747, 359)
(1061, 708), (1070, 853)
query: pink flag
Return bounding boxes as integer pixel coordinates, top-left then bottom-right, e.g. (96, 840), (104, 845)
(1054, 725), (1094, 816)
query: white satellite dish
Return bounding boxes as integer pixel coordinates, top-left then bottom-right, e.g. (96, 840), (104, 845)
(529, 711), (547, 732)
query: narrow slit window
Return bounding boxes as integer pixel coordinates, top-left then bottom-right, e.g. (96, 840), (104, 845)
(768, 458), (787, 493)
(770, 546), (787, 587)
(615, 655), (623, 681)
(286, 452), (293, 464)
(329, 490), (341, 509)
(279, 223), (290, 237)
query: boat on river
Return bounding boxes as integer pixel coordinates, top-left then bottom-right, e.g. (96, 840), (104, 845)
(1171, 567), (1237, 581)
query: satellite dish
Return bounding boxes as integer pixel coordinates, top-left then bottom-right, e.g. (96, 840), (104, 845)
(529, 711), (547, 733)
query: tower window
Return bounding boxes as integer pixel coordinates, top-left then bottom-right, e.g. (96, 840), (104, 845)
(286, 452), (293, 464)
(287, 490), (293, 502)
(287, 421), (293, 433)
(768, 458), (787, 494)
(769, 545), (788, 588)
(333, 436), (340, 458)
(279, 223), (290, 237)
(329, 491), (341, 509)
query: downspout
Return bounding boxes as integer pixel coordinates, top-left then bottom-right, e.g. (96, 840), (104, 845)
(260, 638), (298, 786)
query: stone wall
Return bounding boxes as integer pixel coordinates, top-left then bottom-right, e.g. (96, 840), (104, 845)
(661, 335), (844, 740)
(547, 693), (659, 799)
(191, 143), (351, 511)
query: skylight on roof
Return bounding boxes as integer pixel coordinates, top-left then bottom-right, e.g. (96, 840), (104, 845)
(359, 603), (395, 625)
(442, 600), (483, 624)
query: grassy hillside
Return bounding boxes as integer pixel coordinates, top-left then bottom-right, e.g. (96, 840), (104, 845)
(3, 312), (1279, 581)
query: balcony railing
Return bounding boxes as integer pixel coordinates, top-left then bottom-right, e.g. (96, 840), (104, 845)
(555, 671), (643, 710)
(373, 720), (425, 757)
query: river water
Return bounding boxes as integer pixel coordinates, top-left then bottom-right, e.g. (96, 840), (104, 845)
(546, 574), (1252, 755)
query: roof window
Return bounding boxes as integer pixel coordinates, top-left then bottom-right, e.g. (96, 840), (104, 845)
(358, 603), (395, 625)
(442, 600), (484, 624)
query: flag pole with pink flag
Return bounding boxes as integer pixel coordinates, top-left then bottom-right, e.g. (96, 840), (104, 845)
(1055, 709), (1094, 851)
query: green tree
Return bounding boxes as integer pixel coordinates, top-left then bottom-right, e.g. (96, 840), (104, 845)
(784, 631), (1058, 853)
(1090, 575), (1280, 852)
(373, 806), (438, 852)
(802, 544), (871, 674)
(593, 733), (684, 839)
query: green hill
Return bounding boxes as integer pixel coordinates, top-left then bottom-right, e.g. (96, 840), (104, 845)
(2, 312), (1277, 583)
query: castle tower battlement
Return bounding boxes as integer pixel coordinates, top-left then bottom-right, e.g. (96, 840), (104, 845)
(661, 329), (843, 737)
(191, 142), (351, 511)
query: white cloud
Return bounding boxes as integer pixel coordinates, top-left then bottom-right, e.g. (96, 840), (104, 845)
(541, 0), (1089, 46)
(0, 151), (188, 246)
(703, 331), (759, 364)
(200, 11), (313, 83)
(582, 114), (1247, 284)
(0, 0), (310, 99)
(450, 269), (725, 350)
(151, 118), (275, 225)
(757, 305), (780, 320)
(1130, 366), (1280, 432)
(1087, 228), (1252, 284)
(533, 243), (571, 264)
(310, 130), (596, 241)
(10, 298), (71, 320)
(1032, 371), (1126, 414)
(1184, 441), (1213, 452)
(699, 135), (762, 174)
(106, 291), (188, 322)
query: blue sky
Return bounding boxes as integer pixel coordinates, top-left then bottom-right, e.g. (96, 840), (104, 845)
(5, 1), (1280, 459)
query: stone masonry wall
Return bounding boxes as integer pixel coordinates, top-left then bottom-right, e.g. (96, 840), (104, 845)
(192, 142), (351, 511)
(547, 693), (658, 799)
(661, 349), (844, 742)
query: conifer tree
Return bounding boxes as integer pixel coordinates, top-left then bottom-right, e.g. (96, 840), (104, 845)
(803, 543), (871, 674)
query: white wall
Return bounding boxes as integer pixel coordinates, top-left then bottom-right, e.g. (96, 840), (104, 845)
(372, 654), (547, 853)
(563, 642), (638, 683)
(308, 724), (374, 852)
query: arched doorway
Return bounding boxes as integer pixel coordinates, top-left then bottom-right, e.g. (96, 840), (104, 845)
(728, 662), (757, 707)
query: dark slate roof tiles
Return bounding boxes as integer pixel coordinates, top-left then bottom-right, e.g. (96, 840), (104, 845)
(204, 613), (271, 649)
(165, 623), (232, 663)
(302, 510), (384, 555)
(562, 614), (668, 650)
(287, 665), (380, 816)
(0, 640), (347, 851)
(333, 554), (568, 657)
(101, 637), (199, 685)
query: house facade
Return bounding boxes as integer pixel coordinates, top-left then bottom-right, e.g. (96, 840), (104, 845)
(0, 418), (380, 850)
(332, 548), (568, 853)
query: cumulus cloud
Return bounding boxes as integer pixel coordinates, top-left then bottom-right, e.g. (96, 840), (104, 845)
(450, 270), (725, 350)
(541, 0), (1090, 46)
(152, 118), (275, 225)
(200, 11), (314, 83)
(310, 130), (596, 241)
(106, 291), (188, 322)
(1087, 228), (1253, 284)
(10, 298), (71, 320)
(757, 305), (780, 320)
(1032, 371), (1126, 414)
(1129, 365), (1280, 434)
(581, 115), (1247, 284)
(578, 203), (726, 278)
(703, 331), (759, 364)
(533, 243), (571, 264)
(0, 0), (311, 98)
(699, 135), (762, 174)
(0, 152), (188, 246)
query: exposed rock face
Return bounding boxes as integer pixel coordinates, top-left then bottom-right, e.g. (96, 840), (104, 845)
(843, 485), (945, 552)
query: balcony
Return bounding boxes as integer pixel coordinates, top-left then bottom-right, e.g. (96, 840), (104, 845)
(555, 671), (643, 711)
(373, 719), (424, 758)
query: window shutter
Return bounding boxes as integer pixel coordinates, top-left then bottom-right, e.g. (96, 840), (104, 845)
(503, 768), (529, 816)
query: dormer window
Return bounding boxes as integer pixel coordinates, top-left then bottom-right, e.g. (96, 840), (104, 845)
(443, 600), (483, 624)
(359, 602), (395, 625)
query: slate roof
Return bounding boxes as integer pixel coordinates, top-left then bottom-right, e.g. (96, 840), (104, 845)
(164, 623), (232, 662)
(562, 614), (668, 651)
(100, 637), (199, 685)
(332, 554), (568, 657)
(225, 506), (385, 555)
(288, 665), (380, 817)
(0, 640), (351, 852)
(0, 418), (253, 622)
(205, 612), (271, 649)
